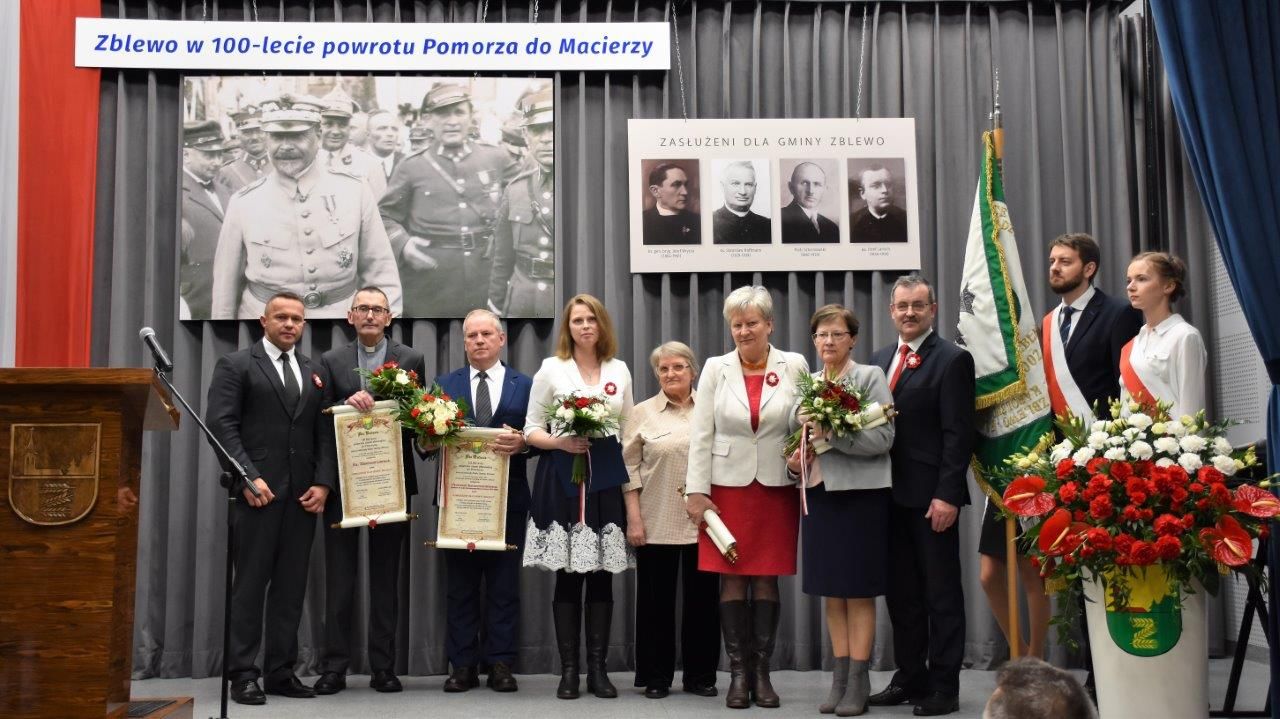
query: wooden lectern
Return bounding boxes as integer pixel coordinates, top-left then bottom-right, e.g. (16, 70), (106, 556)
(0, 369), (192, 719)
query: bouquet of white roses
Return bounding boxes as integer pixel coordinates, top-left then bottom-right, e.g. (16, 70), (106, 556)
(403, 383), (470, 446)
(357, 360), (421, 403)
(543, 391), (620, 485)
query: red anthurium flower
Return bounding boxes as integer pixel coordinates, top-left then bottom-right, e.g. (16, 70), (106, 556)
(1233, 485), (1280, 518)
(1199, 516), (1254, 567)
(1038, 509), (1088, 557)
(1002, 476), (1056, 517)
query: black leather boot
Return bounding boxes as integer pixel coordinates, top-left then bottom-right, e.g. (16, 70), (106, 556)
(720, 600), (753, 709)
(553, 601), (581, 699)
(585, 602), (618, 698)
(751, 599), (781, 708)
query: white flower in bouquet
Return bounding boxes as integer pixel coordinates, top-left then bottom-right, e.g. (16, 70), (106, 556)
(1153, 436), (1181, 455)
(1091, 420), (1108, 433)
(556, 406), (574, 422)
(1180, 415), (1196, 427)
(1104, 447), (1128, 461)
(1166, 421), (1188, 438)
(1122, 427), (1141, 442)
(1152, 422), (1167, 435)
(1156, 457), (1176, 468)
(1128, 441), (1153, 460)
(1088, 431), (1109, 450)
(1107, 435), (1127, 447)
(845, 413), (859, 426)
(1127, 413), (1153, 431)
(813, 398), (825, 409)
(1178, 453), (1203, 472)
(1212, 455), (1238, 476)
(1016, 456), (1034, 470)
(433, 418), (449, 435)
(1179, 435), (1208, 453)
(1214, 437), (1234, 455)
(395, 371), (410, 385)
(1050, 439), (1074, 463)
(1073, 446), (1097, 463)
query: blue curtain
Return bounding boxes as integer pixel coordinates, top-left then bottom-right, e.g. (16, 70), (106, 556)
(1148, 1), (1280, 714)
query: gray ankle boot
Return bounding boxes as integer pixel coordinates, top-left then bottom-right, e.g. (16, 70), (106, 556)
(835, 659), (870, 717)
(819, 657), (850, 714)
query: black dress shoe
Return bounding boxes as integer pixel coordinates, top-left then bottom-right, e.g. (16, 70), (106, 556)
(443, 666), (480, 692)
(313, 671), (346, 695)
(487, 662), (518, 692)
(264, 675), (316, 699)
(683, 682), (718, 697)
(867, 683), (919, 707)
(230, 679), (266, 705)
(370, 670), (403, 693)
(913, 692), (959, 716)
(644, 686), (669, 699)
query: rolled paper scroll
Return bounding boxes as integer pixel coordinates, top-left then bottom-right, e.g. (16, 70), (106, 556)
(703, 510), (739, 565)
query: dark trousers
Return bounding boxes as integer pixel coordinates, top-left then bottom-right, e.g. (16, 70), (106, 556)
(886, 502), (965, 696)
(444, 518), (526, 668)
(229, 496), (316, 683)
(319, 520), (408, 674)
(403, 247), (490, 317)
(633, 544), (721, 690)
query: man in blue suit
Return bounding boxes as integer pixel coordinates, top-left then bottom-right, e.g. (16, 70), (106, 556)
(867, 274), (976, 717)
(434, 308), (535, 693)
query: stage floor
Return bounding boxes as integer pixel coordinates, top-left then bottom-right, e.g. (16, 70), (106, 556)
(132, 658), (1269, 718)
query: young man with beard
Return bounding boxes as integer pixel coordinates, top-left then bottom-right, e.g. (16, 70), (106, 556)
(488, 89), (556, 317)
(312, 286), (426, 695)
(180, 120), (232, 319)
(210, 94), (402, 319)
(205, 292), (335, 705)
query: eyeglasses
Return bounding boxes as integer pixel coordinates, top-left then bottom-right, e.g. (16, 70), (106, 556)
(657, 364), (691, 374)
(892, 302), (932, 313)
(812, 331), (851, 341)
(352, 305), (390, 316)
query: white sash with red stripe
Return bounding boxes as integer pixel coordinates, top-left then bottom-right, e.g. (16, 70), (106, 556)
(1042, 310), (1093, 423)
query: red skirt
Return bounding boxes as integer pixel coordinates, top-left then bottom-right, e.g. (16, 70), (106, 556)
(698, 481), (800, 576)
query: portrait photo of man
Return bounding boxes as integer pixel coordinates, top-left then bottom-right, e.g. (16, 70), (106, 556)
(848, 158), (909, 244)
(641, 159), (701, 245)
(779, 159), (840, 244)
(710, 159), (772, 245)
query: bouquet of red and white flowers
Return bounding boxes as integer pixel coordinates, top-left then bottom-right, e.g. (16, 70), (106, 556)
(543, 391), (620, 484)
(783, 372), (896, 458)
(994, 399), (1274, 634)
(357, 360), (421, 403)
(403, 383), (470, 446)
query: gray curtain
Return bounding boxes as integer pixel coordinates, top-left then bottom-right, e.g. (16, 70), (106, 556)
(95, 0), (1159, 680)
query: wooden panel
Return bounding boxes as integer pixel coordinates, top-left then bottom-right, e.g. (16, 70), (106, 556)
(0, 370), (176, 719)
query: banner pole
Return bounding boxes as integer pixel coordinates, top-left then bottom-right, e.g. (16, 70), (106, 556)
(1006, 516), (1021, 659)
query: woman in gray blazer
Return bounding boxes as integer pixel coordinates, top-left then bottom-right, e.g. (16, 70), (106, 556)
(788, 304), (894, 717)
(684, 285), (809, 709)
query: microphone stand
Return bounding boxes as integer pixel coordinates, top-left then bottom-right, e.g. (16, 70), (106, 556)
(152, 365), (258, 719)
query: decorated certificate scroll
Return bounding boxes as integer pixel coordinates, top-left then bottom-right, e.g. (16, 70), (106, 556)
(433, 427), (513, 551)
(331, 400), (411, 528)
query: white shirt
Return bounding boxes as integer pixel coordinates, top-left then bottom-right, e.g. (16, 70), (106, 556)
(470, 362), (506, 415)
(724, 206), (749, 218)
(1119, 313), (1206, 421)
(261, 337), (303, 390)
(524, 357), (634, 437)
(183, 168), (223, 214)
(1054, 285), (1096, 344)
(888, 327), (934, 379)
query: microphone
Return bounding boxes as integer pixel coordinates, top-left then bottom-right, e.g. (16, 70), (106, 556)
(138, 327), (174, 372)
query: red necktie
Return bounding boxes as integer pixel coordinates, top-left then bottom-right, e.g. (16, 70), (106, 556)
(888, 344), (911, 391)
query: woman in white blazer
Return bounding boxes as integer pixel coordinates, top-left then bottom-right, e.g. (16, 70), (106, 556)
(788, 304), (894, 717)
(684, 285), (809, 709)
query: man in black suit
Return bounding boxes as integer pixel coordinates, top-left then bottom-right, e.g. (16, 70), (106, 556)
(867, 274), (975, 717)
(433, 309), (536, 693)
(206, 291), (334, 705)
(1044, 232), (1144, 418)
(312, 286), (426, 695)
(849, 165), (908, 244)
(780, 162), (840, 243)
(712, 160), (771, 244)
(642, 162), (701, 245)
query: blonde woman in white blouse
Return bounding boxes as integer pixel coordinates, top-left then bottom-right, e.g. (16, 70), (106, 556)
(522, 293), (636, 700)
(1119, 252), (1207, 419)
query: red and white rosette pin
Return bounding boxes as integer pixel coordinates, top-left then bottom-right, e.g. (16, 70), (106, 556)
(604, 381), (617, 396)
(905, 353), (923, 370)
(312, 372), (324, 389)
(765, 371), (779, 387)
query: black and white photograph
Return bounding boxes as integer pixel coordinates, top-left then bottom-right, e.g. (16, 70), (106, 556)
(639, 158), (701, 246)
(179, 75), (554, 320)
(628, 118), (920, 272)
(847, 158), (909, 244)
(709, 159), (772, 245)
(778, 158), (841, 244)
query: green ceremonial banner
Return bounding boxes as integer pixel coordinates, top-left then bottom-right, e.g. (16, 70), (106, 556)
(956, 132), (1053, 500)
